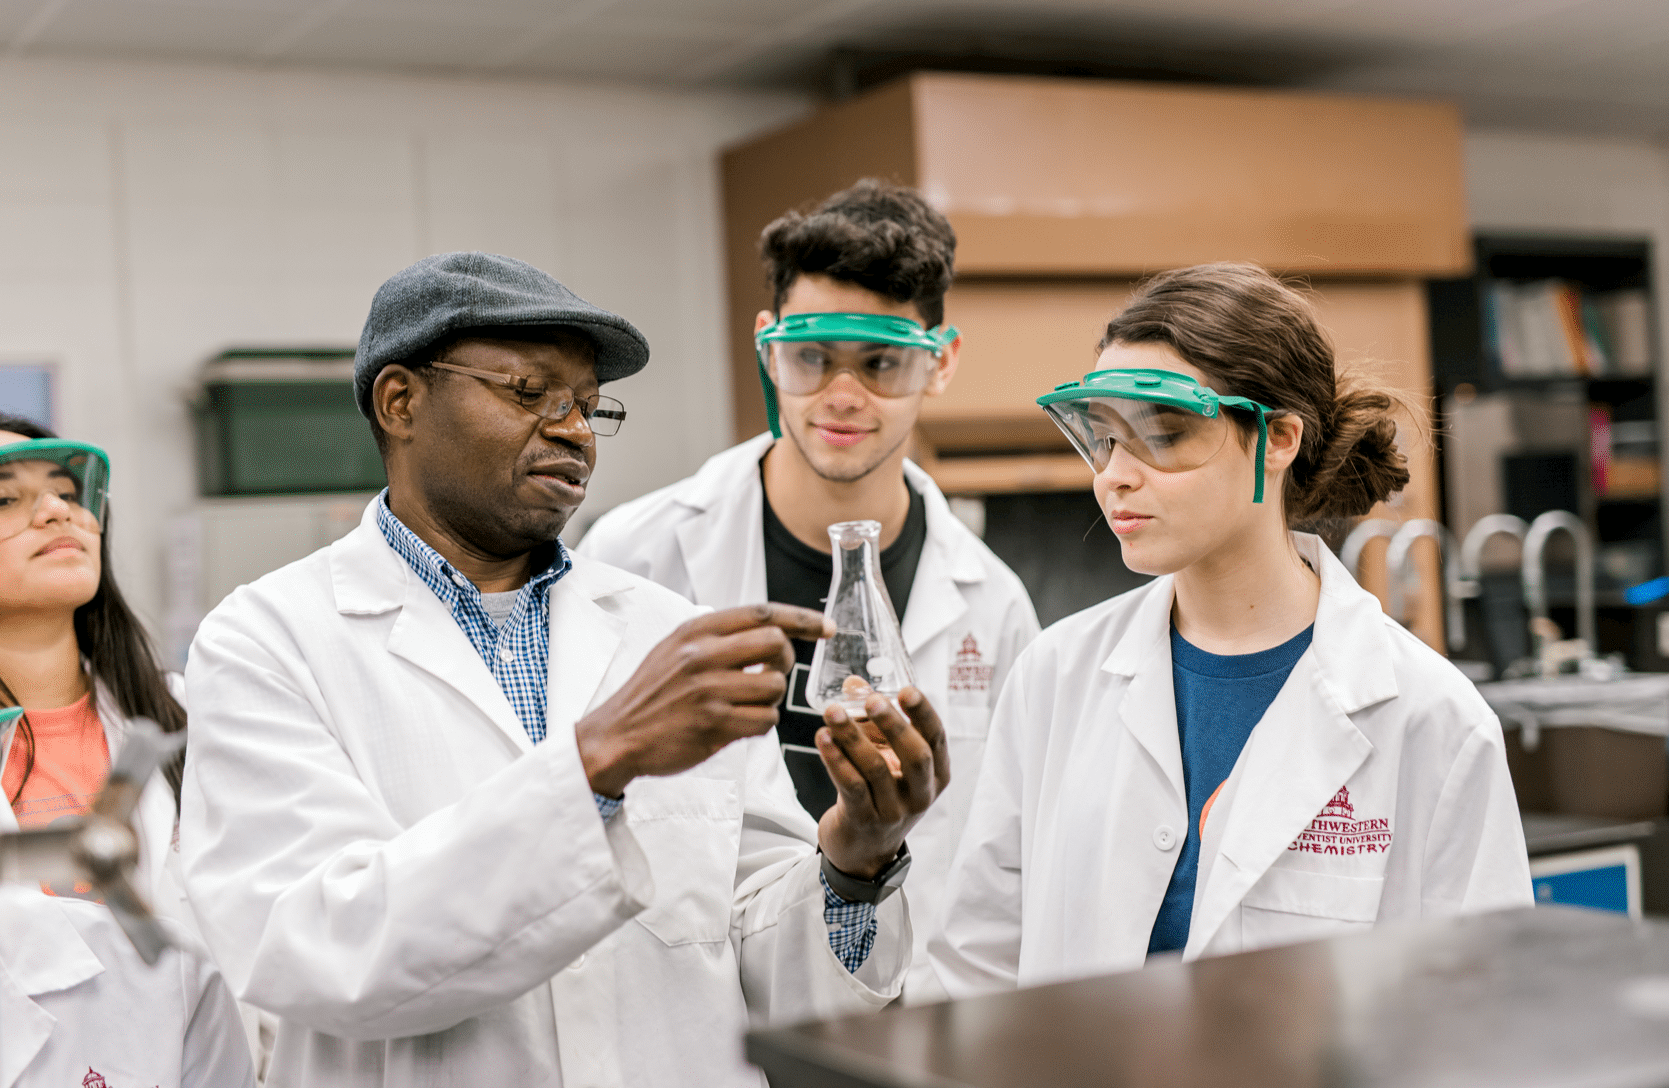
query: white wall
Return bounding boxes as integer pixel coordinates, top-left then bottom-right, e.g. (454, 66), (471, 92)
(0, 56), (808, 640)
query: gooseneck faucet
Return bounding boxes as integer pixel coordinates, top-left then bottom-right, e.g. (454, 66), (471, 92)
(1521, 510), (1595, 652)
(1340, 518), (1401, 583)
(1385, 520), (1464, 653)
(1458, 514), (1530, 592)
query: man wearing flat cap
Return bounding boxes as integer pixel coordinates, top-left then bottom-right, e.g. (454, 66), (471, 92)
(179, 252), (948, 1087)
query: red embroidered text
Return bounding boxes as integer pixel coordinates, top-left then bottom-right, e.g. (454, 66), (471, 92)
(1288, 787), (1392, 856)
(947, 634), (994, 697)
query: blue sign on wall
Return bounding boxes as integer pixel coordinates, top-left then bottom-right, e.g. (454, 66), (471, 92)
(1535, 864), (1631, 915)
(0, 365), (54, 430)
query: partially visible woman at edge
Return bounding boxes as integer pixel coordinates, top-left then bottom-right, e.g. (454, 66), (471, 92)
(0, 414), (187, 912)
(931, 263), (1532, 995)
(0, 415), (257, 1086)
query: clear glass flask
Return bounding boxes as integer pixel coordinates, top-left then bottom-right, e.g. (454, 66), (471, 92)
(807, 519), (916, 716)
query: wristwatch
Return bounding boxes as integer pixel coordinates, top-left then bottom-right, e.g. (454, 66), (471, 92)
(820, 843), (912, 904)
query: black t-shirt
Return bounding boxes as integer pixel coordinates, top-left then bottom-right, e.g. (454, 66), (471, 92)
(762, 472), (927, 819)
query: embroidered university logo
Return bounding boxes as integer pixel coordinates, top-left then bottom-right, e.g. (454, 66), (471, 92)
(1289, 787), (1392, 856)
(947, 633), (994, 699)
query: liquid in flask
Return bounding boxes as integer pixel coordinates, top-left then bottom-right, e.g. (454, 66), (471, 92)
(807, 519), (916, 716)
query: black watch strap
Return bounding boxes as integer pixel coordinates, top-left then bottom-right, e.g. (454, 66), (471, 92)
(820, 843), (911, 904)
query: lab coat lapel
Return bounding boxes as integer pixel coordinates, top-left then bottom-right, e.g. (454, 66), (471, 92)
(1184, 533), (1395, 956)
(899, 462), (979, 655)
(333, 505), (532, 754)
(386, 587), (533, 754)
(0, 890), (104, 1087)
(0, 962), (52, 1088)
(1102, 576), (1186, 804)
(545, 564), (627, 735)
(1185, 655), (1372, 955)
(674, 435), (771, 608)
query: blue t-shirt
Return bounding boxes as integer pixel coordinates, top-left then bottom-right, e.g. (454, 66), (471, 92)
(1147, 623), (1316, 954)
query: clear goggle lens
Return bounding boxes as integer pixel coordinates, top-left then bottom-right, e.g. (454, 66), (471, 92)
(764, 340), (938, 398)
(1044, 397), (1236, 475)
(0, 443), (109, 542)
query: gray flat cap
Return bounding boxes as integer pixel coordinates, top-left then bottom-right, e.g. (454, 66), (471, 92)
(353, 252), (650, 416)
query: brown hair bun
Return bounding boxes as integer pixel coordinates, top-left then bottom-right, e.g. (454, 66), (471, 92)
(1098, 262), (1412, 524)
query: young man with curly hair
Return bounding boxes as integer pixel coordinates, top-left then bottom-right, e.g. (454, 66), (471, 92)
(579, 180), (1040, 1000)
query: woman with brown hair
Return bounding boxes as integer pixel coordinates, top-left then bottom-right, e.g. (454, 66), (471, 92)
(931, 263), (1530, 995)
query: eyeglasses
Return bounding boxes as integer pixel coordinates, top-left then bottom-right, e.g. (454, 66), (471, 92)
(427, 362), (627, 436)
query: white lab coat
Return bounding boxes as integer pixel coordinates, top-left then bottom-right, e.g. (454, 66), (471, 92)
(0, 885), (254, 1088)
(0, 681), (273, 1080)
(179, 501), (910, 1088)
(577, 432), (1040, 999)
(932, 532), (1533, 995)
(0, 679), (188, 930)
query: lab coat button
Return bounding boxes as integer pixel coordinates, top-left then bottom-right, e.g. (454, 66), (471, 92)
(568, 953), (586, 971)
(1153, 825), (1178, 851)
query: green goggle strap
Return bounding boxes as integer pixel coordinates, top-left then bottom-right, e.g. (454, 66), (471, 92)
(754, 313), (958, 440)
(1243, 402), (1268, 505)
(758, 356), (784, 439)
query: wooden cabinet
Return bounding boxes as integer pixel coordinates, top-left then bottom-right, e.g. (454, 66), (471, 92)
(723, 72), (1469, 441)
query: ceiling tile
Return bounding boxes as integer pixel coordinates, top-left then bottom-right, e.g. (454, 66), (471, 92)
(276, 11), (538, 68)
(503, 24), (740, 80)
(23, 0), (296, 57)
(0, 0), (47, 45)
(619, 0), (837, 29)
(343, 0), (570, 23)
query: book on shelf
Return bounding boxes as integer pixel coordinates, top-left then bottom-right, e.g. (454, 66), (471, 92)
(1485, 279), (1653, 379)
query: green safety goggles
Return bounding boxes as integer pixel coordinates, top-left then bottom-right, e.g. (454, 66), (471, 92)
(0, 438), (111, 540)
(1037, 368), (1274, 503)
(755, 312), (959, 438)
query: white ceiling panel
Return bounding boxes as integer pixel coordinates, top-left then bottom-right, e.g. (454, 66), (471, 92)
(342, 0), (584, 23)
(26, 0), (298, 56)
(0, 0), (47, 44)
(602, 0), (833, 28)
(505, 23), (742, 80)
(278, 11), (540, 68)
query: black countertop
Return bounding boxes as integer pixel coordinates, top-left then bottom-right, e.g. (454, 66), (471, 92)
(749, 907), (1669, 1088)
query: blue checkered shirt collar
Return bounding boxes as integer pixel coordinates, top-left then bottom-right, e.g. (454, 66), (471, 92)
(374, 490), (571, 743)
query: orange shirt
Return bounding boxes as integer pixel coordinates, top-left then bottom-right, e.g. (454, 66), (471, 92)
(4, 692), (108, 828)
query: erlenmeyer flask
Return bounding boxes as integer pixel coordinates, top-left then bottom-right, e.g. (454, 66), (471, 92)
(807, 520), (916, 716)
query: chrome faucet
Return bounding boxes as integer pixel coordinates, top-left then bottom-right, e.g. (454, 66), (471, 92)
(1458, 514), (1530, 593)
(1521, 510), (1595, 653)
(1385, 520), (1464, 653)
(1340, 518), (1401, 583)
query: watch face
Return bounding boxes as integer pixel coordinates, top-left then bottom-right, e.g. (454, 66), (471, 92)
(880, 846), (912, 888)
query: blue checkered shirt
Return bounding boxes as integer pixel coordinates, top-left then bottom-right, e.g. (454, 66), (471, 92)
(376, 493), (877, 971)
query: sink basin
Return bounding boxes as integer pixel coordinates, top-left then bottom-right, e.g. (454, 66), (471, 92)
(1476, 674), (1669, 820)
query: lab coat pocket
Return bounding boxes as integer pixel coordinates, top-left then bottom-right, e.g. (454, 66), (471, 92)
(1239, 869), (1384, 949)
(941, 701), (992, 740)
(625, 776), (742, 946)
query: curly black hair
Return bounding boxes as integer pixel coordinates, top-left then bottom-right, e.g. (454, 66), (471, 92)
(759, 179), (957, 328)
